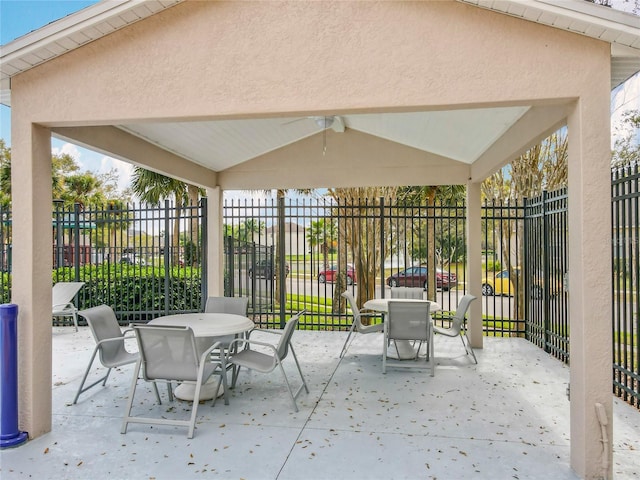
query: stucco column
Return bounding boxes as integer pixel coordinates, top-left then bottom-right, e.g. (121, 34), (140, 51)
(567, 95), (613, 479)
(206, 187), (224, 296)
(466, 181), (483, 348)
(11, 120), (53, 438)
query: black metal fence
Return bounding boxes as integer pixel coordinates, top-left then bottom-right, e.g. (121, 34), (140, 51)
(0, 199), (207, 322)
(0, 184), (638, 408)
(223, 196), (523, 333)
(612, 165), (640, 408)
(524, 189), (570, 363)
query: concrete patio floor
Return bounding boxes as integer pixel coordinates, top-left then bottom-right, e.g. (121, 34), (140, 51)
(1, 326), (639, 480)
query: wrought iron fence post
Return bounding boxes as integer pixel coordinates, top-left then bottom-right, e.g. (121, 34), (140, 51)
(227, 236), (235, 296)
(278, 196), (286, 328)
(53, 200), (64, 271)
(73, 203), (81, 281)
(542, 190), (550, 353)
(163, 199), (171, 316)
(523, 196), (530, 340)
(380, 196), (385, 299)
(201, 197), (208, 310)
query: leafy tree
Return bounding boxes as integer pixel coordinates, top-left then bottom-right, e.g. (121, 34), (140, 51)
(0, 140), (124, 208)
(395, 185), (467, 300)
(612, 110), (640, 167)
(0, 140), (10, 208)
(481, 129), (568, 321)
(325, 187), (398, 312)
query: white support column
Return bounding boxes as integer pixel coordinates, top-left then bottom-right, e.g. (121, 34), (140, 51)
(567, 95), (613, 479)
(11, 121), (53, 438)
(466, 181), (483, 348)
(206, 187), (224, 296)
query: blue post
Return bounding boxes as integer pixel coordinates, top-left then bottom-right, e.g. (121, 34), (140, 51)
(0, 304), (28, 448)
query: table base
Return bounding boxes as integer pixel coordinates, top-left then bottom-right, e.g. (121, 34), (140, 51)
(386, 340), (419, 360)
(174, 378), (224, 401)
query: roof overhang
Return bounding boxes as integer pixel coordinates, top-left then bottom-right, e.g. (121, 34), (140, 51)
(0, 0), (637, 186)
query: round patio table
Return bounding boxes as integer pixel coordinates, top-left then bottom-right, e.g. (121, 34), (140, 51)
(149, 313), (254, 401)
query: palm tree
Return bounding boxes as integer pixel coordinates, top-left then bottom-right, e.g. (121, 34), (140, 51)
(306, 218), (337, 274)
(131, 168), (201, 265)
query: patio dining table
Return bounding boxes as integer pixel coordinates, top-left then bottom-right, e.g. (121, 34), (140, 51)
(363, 298), (441, 360)
(148, 312), (254, 401)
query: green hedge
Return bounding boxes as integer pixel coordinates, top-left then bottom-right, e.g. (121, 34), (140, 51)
(53, 264), (202, 324)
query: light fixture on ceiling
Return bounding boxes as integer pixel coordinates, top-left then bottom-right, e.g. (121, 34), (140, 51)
(283, 115), (344, 155)
(313, 116), (335, 129)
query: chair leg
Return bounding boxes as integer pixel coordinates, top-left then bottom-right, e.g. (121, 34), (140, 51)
(430, 328), (435, 377)
(231, 364), (242, 389)
(121, 359), (142, 434)
(276, 360), (299, 412)
(462, 333), (478, 364)
(72, 311), (79, 332)
(211, 361), (229, 407)
(73, 347), (109, 404)
(382, 324), (388, 374)
(290, 346), (309, 395)
(339, 321), (357, 358)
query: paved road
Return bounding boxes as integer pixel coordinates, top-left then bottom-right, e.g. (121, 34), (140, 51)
(234, 270), (516, 318)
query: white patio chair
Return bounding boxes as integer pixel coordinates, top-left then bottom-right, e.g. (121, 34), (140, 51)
(433, 294), (478, 364)
(226, 311), (308, 412)
(73, 304), (160, 404)
(121, 324), (224, 439)
(204, 296), (250, 394)
(390, 287), (424, 299)
(52, 281), (85, 332)
(383, 301), (434, 376)
(339, 291), (383, 358)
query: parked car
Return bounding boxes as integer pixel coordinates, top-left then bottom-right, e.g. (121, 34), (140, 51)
(318, 264), (357, 285)
(385, 266), (456, 290)
(481, 268), (562, 298)
(248, 259), (289, 278)
(120, 253), (146, 266)
(481, 269), (516, 296)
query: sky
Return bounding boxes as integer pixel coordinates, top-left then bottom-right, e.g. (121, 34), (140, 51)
(0, 1), (135, 189)
(1, 0), (639, 195)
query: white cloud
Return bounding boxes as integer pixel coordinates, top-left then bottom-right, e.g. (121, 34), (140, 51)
(52, 142), (82, 159)
(52, 140), (134, 194)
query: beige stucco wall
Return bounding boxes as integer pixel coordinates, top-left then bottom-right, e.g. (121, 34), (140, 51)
(9, 1), (613, 478)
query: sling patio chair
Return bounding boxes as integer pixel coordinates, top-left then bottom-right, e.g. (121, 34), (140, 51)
(390, 287), (424, 299)
(52, 281), (85, 332)
(339, 291), (383, 358)
(73, 304), (160, 404)
(226, 310), (308, 412)
(121, 324), (224, 439)
(433, 294), (478, 364)
(383, 300), (434, 376)
(204, 295), (251, 390)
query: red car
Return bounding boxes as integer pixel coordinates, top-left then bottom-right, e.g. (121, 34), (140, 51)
(386, 266), (457, 291)
(318, 264), (357, 285)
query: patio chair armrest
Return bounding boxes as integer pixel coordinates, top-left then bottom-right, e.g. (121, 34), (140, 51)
(201, 340), (223, 362)
(52, 302), (76, 311)
(94, 336), (128, 348)
(226, 337), (277, 355)
(247, 328), (283, 339)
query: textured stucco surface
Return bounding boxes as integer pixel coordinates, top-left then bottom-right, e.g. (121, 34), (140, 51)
(9, 2), (614, 477)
